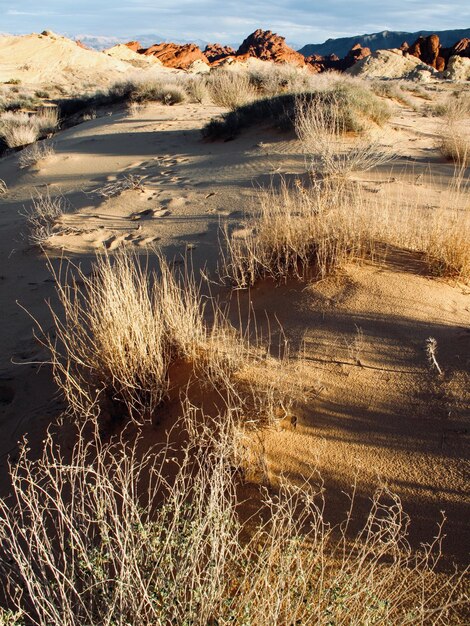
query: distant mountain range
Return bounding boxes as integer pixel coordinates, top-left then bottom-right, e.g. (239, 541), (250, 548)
(298, 28), (470, 58)
(75, 34), (211, 51)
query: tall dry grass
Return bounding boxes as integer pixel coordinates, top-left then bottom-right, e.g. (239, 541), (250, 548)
(222, 173), (470, 288)
(22, 189), (65, 246)
(207, 70), (256, 109)
(0, 407), (465, 625)
(295, 93), (394, 180)
(36, 251), (276, 424)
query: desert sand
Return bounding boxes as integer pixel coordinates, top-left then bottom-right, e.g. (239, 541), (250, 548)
(0, 74), (469, 579)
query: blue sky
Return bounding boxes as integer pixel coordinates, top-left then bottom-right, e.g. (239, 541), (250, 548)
(2, 1), (470, 46)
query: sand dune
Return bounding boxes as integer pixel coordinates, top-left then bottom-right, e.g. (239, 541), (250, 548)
(0, 64), (469, 602)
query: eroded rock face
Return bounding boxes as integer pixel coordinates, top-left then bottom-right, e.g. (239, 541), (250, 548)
(408, 34), (443, 69)
(204, 43), (236, 63)
(139, 43), (209, 69)
(236, 29), (306, 66)
(306, 45), (370, 72)
(125, 41), (142, 52)
(451, 38), (470, 58)
(443, 55), (470, 80)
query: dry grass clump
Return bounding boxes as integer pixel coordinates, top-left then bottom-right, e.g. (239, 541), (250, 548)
(108, 77), (186, 105)
(432, 91), (470, 120)
(0, 408), (465, 625)
(18, 140), (55, 168)
(203, 80), (390, 140)
(295, 93), (394, 179)
(0, 111), (39, 147)
(0, 179), (7, 194)
(222, 180), (377, 287)
(39, 252), (250, 423)
(35, 106), (59, 135)
(223, 173), (470, 288)
(440, 130), (470, 168)
(206, 69), (257, 109)
(247, 63), (314, 96)
(0, 107), (59, 148)
(184, 76), (210, 103)
(22, 189), (65, 245)
(371, 80), (414, 107)
(89, 173), (144, 198)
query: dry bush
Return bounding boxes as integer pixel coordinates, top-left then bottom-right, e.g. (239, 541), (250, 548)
(295, 94), (394, 179)
(0, 409), (465, 625)
(108, 77), (186, 105)
(18, 141), (55, 168)
(222, 180), (376, 287)
(247, 63), (314, 97)
(89, 174), (144, 198)
(184, 76), (210, 103)
(203, 79), (390, 140)
(371, 80), (414, 107)
(439, 124), (470, 168)
(22, 189), (65, 246)
(38, 251), (254, 423)
(0, 180), (7, 194)
(0, 111), (39, 148)
(35, 106), (59, 135)
(222, 173), (470, 288)
(207, 69), (257, 109)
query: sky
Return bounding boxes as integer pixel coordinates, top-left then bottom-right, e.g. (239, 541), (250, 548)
(2, 1), (470, 46)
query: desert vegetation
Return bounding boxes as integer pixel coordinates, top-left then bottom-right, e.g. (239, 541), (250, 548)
(0, 248), (467, 624)
(203, 79), (390, 139)
(18, 140), (55, 168)
(0, 107), (59, 148)
(22, 189), (65, 245)
(0, 28), (469, 626)
(0, 406), (465, 625)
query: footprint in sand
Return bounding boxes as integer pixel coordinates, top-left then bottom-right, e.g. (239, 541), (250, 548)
(102, 234), (128, 250)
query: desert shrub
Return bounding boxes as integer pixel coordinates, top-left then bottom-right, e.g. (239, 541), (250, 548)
(222, 172), (470, 288)
(0, 408), (465, 625)
(38, 251), (251, 423)
(371, 80), (414, 107)
(432, 92), (470, 120)
(22, 189), (65, 245)
(108, 78), (186, 105)
(36, 106), (59, 135)
(184, 75), (210, 103)
(0, 111), (39, 147)
(295, 93), (394, 179)
(221, 180), (375, 287)
(247, 63), (313, 97)
(203, 82), (390, 140)
(35, 89), (50, 99)
(18, 141), (55, 168)
(206, 69), (257, 108)
(440, 127), (470, 168)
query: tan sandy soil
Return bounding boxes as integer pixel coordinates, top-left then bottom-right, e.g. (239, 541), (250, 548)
(0, 86), (468, 569)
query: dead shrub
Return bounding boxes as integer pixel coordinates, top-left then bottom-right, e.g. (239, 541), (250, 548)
(207, 70), (256, 109)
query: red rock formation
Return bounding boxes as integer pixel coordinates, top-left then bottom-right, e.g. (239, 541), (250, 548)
(408, 34), (442, 68)
(236, 29), (306, 66)
(139, 43), (209, 69)
(306, 45), (369, 72)
(451, 38), (470, 58)
(340, 43), (371, 69)
(204, 43), (236, 63)
(125, 41), (142, 52)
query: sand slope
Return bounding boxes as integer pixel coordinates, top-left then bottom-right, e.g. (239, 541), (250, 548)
(0, 31), (133, 86)
(0, 89), (468, 567)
